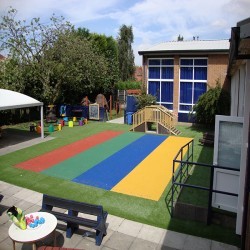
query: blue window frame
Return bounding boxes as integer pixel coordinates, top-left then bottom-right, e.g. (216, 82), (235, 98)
(179, 58), (207, 112)
(148, 81), (160, 101)
(149, 67), (160, 79)
(147, 58), (174, 109)
(162, 67), (173, 79)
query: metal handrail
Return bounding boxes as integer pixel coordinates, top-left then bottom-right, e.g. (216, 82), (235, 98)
(166, 143), (240, 225)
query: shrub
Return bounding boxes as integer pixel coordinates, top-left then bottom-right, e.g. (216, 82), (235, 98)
(191, 81), (230, 126)
(136, 91), (157, 109)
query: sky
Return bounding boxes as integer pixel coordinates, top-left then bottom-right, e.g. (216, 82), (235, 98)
(0, 0), (250, 66)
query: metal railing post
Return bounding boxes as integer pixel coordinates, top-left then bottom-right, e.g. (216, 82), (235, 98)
(207, 165), (214, 225)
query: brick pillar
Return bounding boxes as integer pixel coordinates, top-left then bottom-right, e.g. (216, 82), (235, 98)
(173, 56), (180, 121)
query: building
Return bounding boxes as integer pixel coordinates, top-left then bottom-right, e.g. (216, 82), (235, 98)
(133, 66), (143, 82)
(138, 39), (229, 122)
(226, 17), (250, 249)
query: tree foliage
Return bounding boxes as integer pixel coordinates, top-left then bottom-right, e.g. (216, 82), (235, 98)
(115, 80), (141, 90)
(117, 25), (135, 81)
(0, 8), (120, 104)
(191, 81), (230, 126)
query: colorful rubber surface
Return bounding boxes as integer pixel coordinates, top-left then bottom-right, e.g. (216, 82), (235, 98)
(16, 130), (192, 201)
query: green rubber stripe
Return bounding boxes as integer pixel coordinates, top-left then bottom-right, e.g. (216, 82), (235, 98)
(42, 132), (144, 180)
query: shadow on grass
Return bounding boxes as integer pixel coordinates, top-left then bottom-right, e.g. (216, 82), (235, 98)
(0, 127), (52, 149)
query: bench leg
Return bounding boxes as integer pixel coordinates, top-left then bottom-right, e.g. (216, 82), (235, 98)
(96, 230), (105, 246)
(66, 223), (78, 238)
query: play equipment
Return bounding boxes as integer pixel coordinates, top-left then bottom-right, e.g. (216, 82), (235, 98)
(68, 121), (73, 127)
(59, 120), (64, 127)
(36, 125), (41, 134)
(131, 105), (181, 135)
(46, 105), (57, 123)
(48, 124), (54, 132)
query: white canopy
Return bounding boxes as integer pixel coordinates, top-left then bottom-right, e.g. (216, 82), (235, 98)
(0, 89), (44, 138)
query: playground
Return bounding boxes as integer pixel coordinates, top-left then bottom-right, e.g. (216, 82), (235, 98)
(0, 121), (240, 246)
(16, 130), (192, 201)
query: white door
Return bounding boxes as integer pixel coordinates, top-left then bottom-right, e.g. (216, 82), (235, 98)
(212, 115), (243, 212)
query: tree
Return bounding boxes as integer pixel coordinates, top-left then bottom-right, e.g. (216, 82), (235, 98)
(44, 33), (108, 103)
(191, 80), (230, 126)
(117, 25), (135, 81)
(0, 7), (73, 103)
(0, 8), (116, 104)
(74, 28), (120, 95)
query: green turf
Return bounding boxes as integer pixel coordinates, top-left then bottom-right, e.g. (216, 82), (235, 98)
(0, 121), (241, 247)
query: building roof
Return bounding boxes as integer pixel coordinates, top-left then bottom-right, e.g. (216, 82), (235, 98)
(0, 89), (43, 111)
(138, 39), (230, 55)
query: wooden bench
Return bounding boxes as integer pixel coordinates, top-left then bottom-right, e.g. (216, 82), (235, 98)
(199, 132), (214, 146)
(41, 194), (108, 246)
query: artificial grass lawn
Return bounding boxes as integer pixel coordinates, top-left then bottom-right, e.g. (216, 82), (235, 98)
(0, 121), (241, 247)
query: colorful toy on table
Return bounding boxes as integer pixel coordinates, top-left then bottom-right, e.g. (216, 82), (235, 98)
(25, 214), (45, 228)
(7, 206), (27, 230)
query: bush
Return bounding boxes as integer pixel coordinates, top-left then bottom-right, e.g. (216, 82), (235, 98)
(136, 92), (157, 109)
(191, 82), (230, 126)
(115, 81), (142, 90)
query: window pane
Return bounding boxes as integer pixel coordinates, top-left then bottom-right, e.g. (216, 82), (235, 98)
(162, 103), (173, 110)
(180, 59), (193, 65)
(161, 82), (173, 102)
(194, 59), (207, 65)
(162, 59), (174, 65)
(218, 121), (243, 169)
(179, 105), (192, 111)
(194, 82), (207, 103)
(148, 81), (160, 101)
(194, 67), (207, 80)
(162, 67), (173, 79)
(180, 82), (192, 103)
(149, 67), (160, 79)
(180, 67), (193, 79)
(149, 59), (160, 65)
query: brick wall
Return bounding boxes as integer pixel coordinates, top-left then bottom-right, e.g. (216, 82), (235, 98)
(207, 54), (229, 89)
(133, 66), (143, 82)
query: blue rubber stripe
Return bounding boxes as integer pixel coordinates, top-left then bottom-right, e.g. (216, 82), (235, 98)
(73, 134), (167, 190)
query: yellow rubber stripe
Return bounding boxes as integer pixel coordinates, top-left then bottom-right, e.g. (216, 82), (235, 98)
(111, 136), (192, 201)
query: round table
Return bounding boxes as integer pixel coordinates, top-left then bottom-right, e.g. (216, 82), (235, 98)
(8, 211), (57, 250)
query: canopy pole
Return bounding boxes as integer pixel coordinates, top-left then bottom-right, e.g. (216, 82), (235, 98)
(40, 105), (44, 139)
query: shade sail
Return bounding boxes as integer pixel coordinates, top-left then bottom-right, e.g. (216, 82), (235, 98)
(0, 89), (43, 110)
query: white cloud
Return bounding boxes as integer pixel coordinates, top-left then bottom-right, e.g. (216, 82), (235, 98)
(1, 0), (249, 66)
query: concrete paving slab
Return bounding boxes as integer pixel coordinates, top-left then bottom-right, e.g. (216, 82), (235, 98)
(183, 235), (211, 250)
(104, 231), (134, 250)
(211, 240), (240, 250)
(106, 214), (124, 231)
(129, 237), (158, 250)
(117, 219), (143, 237)
(1, 185), (23, 196)
(160, 230), (187, 249)
(137, 223), (165, 244)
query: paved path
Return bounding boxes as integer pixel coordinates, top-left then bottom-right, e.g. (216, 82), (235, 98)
(0, 181), (239, 250)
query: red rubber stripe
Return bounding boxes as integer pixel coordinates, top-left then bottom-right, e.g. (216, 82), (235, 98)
(16, 130), (123, 172)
